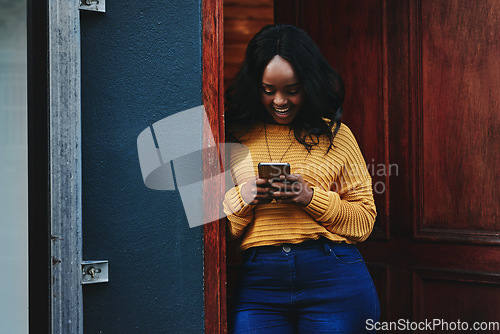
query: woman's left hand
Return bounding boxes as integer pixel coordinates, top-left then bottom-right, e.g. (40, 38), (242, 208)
(270, 174), (313, 207)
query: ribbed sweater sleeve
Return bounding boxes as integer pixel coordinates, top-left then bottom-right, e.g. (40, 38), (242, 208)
(302, 127), (377, 241)
(223, 182), (255, 238)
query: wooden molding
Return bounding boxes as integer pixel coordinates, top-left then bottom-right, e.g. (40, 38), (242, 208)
(202, 0), (227, 333)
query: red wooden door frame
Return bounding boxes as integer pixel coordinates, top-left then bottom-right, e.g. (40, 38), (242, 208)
(202, 0), (227, 333)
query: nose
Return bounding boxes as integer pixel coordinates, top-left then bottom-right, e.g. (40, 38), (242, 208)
(273, 93), (287, 106)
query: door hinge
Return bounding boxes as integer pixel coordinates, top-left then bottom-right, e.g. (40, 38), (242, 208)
(81, 260), (109, 284)
(79, 0), (105, 13)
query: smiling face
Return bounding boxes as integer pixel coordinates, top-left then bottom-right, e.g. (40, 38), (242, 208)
(260, 55), (304, 125)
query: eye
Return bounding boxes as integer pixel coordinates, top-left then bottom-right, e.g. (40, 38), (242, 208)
(287, 86), (301, 95)
(262, 89), (275, 95)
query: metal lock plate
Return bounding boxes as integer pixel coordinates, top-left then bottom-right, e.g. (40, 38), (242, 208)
(79, 0), (105, 13)
(81, 260), (109, 284)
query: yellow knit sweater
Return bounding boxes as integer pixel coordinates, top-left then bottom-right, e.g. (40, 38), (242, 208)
(223, 121), (376, 251)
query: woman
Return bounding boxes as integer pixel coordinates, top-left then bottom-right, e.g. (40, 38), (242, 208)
(223, 24), (380, 334)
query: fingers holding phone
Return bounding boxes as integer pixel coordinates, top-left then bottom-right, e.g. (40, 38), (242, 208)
(240, 162), (288, 205)
(270, 174), (313, 207)
(240, 176), (274, 205)
(241, 163), (312, 206)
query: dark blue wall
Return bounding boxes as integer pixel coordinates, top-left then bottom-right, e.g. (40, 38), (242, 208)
(81, 1), (204, 333)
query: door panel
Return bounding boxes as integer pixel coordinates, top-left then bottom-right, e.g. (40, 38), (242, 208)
(275, 0), (500, 327)
(414, 268), (500, 324)
(415, 0), (500, 243)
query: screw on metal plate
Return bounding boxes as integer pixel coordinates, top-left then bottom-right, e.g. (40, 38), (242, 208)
(87, 267), (99, 278)
(79, 0), (105, 13)
(81, 260), (108, 284)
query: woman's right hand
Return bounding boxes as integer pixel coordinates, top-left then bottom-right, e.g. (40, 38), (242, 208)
(240, 176), (274, 205)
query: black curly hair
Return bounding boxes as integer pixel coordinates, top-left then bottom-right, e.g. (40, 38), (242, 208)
(225, 24), (345, 152)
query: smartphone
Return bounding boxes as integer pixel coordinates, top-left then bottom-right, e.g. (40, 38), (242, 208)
(258, 162), (291, 179)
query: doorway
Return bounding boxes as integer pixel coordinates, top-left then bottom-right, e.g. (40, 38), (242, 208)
(218, 0), (500, 331)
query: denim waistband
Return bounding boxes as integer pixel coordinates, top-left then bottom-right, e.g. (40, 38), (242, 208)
(243, 237), (345, 259)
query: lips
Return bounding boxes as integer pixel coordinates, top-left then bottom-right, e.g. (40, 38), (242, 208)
(274, 106), (292, 115)
(266, 103), (300, 124)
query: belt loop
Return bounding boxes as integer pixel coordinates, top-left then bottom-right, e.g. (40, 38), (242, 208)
(323, 238), (332, 254)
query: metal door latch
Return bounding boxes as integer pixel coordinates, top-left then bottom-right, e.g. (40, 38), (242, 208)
(79, 0), (105, 13)
(81, 260), (108, 284)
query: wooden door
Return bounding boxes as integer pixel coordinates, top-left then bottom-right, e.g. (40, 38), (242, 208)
(275, 0), (500, 329)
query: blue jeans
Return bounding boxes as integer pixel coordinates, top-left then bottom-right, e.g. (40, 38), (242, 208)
(230, 239), (380, 333)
